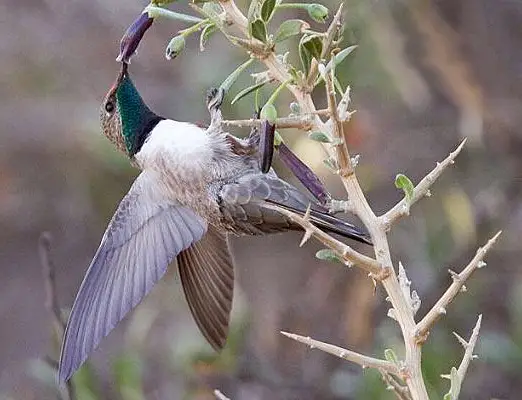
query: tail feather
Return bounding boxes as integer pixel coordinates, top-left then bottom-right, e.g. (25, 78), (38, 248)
(269, 201), (372, 245)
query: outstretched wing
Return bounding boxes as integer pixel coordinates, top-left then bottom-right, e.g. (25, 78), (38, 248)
(59, 172), (207, 382)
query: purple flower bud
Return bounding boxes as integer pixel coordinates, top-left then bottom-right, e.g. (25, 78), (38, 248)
(117, 12), (154, 64)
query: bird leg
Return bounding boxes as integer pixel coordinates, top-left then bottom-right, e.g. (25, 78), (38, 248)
(206, 87), (225, 130)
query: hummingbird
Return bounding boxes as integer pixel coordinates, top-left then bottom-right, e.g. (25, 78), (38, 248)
(58, 63), (371, 382)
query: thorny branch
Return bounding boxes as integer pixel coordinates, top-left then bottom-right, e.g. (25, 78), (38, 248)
(381, 139), (467, 230)
(206, 1), (499, 399)
(456, 315), (482, 382)
(381, 371), (413, 400)
(415, 233), (500, 341)
(141, 1), (501, 398)
(441, 315), (482, 399)
(221, 115), (314, 130)
(281, 331), (401, 376)
(264, 203), (387, 278)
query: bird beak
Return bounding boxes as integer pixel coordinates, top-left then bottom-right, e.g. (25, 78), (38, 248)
(106, 63), (128, 100)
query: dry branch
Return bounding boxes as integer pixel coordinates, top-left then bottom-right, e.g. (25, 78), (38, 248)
(416, 232), (500, 341)
(456, 315), (482, 381)
(221, 116), (314, 130)
(381, 139), (467, 230)
(264, 204), (385, 278)
(281, 331), (400, 376)
(381, 371), (413, 400)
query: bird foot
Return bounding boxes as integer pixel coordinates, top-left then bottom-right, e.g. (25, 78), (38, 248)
(206, 87), (225, 129)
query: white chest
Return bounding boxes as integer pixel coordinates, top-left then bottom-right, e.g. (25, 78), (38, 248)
(135, 119), (213, 176)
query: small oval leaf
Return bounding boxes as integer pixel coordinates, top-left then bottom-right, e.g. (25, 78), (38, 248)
(260, 103), (277, 123)
(275, 19), (309, 43)
(395, 173), (414, 203)
(299, 34), (322, 74)
(307, 3), (329, 23)
(249, 19), (268, 43)
(384, 349), (399, 365)
(308, 131), (332, 143)
(302, 34), (323, 60)
(316, 249), (342, 263)
(261, 0), (277, 22)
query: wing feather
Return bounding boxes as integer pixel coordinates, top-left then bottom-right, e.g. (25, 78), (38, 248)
(58, 172), (207, 382)
(177, 228), (234, 351)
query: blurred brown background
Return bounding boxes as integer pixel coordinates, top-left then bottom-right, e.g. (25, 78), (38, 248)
(1, 0), (521, 399)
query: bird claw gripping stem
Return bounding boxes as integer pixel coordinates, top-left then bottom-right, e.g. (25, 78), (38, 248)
(206, 87), (225, 128)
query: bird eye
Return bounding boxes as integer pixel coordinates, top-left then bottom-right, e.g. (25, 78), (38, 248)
(105, 100), (115, 114)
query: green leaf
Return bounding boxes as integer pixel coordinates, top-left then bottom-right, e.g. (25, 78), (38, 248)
(261, 0), (277, 22)
(323, 157), (338, 171)
(249, 18), (268, 42)
(395, 173), (414, 203)
(384, 349), (399, 365)
(219, 58), (255, 94)
(299, 34), (322, 75)
(302, 34), (323, 59)
(260, 103), (277, 123)
(315, 249), (342, 263)
(274, 19), (309, 43)
(199, 23), (217, 51)
(152, 0), (176, 5)
(316, 45), (357, 85)
(308, 131), (332, 143)
(231, 81), (268, 105)
(307, 3), (329, 23)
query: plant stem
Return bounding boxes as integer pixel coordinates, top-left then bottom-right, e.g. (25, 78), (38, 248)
(146, 5), (203, 23)
(179, 18), (210, 37)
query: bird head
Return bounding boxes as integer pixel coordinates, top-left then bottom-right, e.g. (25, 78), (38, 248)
(100, 64), (162, 157)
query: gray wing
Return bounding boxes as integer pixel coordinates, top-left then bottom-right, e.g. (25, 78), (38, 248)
(177, 227), (234, 350)
(58, 172), (207, 382)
